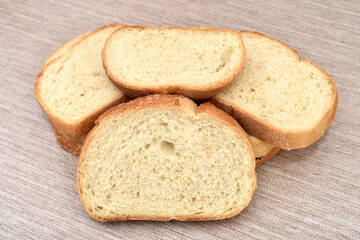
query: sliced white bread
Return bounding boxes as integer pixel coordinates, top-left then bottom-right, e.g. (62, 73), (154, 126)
(77, 94), (256, 221)
(102, 26), (246, 99)
(35, 24), (128, 156)
(212, 31), (338, 149)
(250, 135), (281, 166)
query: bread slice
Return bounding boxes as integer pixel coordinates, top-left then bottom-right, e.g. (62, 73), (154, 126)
(77, 94), (256, 221)
(102, 26), (246, 100)
(212, 31), (338, 149)
(35, 24), (129, 156)
(249, 135), (281, 166)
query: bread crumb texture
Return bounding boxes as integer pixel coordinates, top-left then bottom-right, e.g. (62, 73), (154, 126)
(217, 31), (336, 130)
(103, 26), (245, 89)
(37, 25), (123, 123)
(77, 95), (255, 221)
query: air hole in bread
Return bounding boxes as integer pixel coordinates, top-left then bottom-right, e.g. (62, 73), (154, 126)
(56, 65), (63, 74)
(215, 63), (226, 73)
(221, 46), (234, 64)
(159, 140), (175, 154)
(92, 70), (101, 76)
(160, 122), (168, 127)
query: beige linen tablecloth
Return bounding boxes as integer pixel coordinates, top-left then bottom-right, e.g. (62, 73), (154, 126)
(1, 0), (359, 239)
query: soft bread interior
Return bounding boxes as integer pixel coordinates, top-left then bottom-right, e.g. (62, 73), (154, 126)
(77, 96), (255, 221)
(216, 32), (336, 130)
(103, 27), (245, 89)
(37, 25), (124, 123)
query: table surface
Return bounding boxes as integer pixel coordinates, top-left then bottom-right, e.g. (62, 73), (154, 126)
(1, 0), (359, 239)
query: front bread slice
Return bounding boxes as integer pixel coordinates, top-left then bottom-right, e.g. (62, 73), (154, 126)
(35, 24), (128, 156)
(102, 26), (246, 99)
(77, 94), (256, 221)
(212, 31), (338, 149)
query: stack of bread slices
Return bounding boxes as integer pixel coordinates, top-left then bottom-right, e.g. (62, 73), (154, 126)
(35, 24), (337, 221)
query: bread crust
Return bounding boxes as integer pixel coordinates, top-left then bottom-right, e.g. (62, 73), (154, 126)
(102, 26), (247, 100)
(77, 94), (256, 221)
(211, 31), (338, 149)
(34, 24), (129, 156)
(52, 125), (83, 155)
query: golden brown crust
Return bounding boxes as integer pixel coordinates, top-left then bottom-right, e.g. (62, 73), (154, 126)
(77, 95), (256, 221)
(95, 94), (198, 124)
(48, 94), (129, 156)
(102, 26), (247, 100)
(211, 31), (338, 149)
(255, 147), (282, 166)
(52, 125), (83, 155)
(34, 24), (128, 156)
